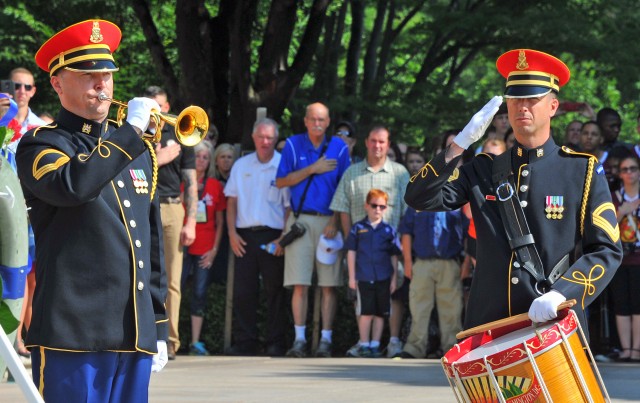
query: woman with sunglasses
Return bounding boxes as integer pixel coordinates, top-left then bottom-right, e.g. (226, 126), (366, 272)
(611, 155), (640, 362)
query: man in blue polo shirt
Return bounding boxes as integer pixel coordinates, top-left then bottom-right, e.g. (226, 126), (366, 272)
(396, 207), (467, 359)
(276, 102), (350, 357)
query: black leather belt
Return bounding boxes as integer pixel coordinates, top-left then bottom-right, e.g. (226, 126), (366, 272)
(239, 226), (273, 231)
(300, 211), (331, 217)
(160, 196), (181, 204)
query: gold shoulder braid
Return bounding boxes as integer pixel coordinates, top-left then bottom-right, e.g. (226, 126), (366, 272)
(143, 139), (158, 201)
(579, 156), (595, 236)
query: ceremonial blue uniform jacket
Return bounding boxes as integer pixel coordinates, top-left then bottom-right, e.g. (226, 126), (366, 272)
(405, 137), (622, 331)
(16, 108), (168, 354)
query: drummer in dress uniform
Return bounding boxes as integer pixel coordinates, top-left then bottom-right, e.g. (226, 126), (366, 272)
(16, 20), (168, 403)
(405, 49), (622, 333)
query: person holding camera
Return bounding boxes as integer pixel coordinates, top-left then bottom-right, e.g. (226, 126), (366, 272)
(276, 102), (350, 357)
(16, 20), (168, 402)
(225, 118), (291, 356)
(610, 155), (640, 362)
(3, 67), (47, 138)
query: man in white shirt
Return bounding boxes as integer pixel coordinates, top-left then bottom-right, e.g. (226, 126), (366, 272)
(225, 118), (291, 356)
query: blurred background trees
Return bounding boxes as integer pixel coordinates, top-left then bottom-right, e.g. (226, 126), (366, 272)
(2, 0), (640, 152)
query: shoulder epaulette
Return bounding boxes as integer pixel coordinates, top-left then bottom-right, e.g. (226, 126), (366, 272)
(476, 152), (495, 160)
(32, 123), (58, 136)
(560, 146), (595, 160)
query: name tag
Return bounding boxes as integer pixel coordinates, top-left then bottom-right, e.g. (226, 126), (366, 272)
(196, 200), (207, 223)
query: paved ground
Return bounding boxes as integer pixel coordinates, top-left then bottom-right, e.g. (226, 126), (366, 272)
(1, 356), (639, 402)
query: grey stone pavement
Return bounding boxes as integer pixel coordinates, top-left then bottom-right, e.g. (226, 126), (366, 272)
(1, 356), (639, 402)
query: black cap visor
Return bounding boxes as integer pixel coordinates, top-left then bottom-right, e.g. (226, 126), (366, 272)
(504, 85), (554, 99)
(61, 60), (119, 74)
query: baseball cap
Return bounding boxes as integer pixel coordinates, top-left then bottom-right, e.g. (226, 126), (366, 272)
(316, 232), (344, 265)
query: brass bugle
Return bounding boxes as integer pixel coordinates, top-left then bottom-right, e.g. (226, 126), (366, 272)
(98, 92), (209, 147)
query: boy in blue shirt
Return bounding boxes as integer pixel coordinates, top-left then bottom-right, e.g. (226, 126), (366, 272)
(346, 189), (401, 357)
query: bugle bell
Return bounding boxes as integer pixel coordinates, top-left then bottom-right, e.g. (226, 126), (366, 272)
(98, 92), (209, 146)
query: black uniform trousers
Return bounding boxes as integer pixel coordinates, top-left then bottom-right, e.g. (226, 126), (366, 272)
(233, 228), (287, 350)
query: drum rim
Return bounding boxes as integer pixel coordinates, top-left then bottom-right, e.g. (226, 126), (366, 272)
(443, 312), (578, 378)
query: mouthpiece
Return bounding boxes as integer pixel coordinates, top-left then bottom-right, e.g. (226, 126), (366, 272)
(97, 92), (110, 102)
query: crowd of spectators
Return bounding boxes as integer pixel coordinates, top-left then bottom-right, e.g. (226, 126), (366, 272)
(3, 69), (640, 366)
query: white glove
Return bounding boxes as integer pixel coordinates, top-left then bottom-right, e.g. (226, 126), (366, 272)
(528, 290), (566, 323)
(151, 340), (168, 373)
(453, 96), (503, 149)
(126, 97), (161, 133)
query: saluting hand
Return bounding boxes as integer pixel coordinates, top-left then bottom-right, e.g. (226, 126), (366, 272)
(453, 96), (503, 150)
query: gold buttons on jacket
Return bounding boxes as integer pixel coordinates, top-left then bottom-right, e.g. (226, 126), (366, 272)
(138, 260), (144, 269)
(124, 200), (131, 208)
(130, 220), (136, 228)
(137, 282), (144, 290)
(511, 277), (519, 284)
(521, 170), (529, 177)
(520, 185), (528, 192)
(520, 201), (528, 208)
(135, 240), (142, 248)
(117, 180), (125, 188)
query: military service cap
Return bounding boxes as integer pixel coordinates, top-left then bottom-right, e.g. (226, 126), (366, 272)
(35, 19), (121, 76)
(496, 49), (570, 98)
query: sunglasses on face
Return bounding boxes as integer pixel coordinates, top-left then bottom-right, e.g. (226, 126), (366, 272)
(14, 82), (34, 91)
(620, 166), (639, 173)
(369, 203), (387, 210)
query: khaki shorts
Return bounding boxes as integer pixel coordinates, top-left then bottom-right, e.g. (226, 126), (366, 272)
(283, 214), (343, 287)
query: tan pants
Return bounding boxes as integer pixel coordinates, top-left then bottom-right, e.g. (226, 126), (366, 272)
(403, 258), (462, 358)
(160, 203), (185, 350)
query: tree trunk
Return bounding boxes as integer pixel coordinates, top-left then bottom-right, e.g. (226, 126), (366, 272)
(131, 0), (179, 99)
(345, 0), (364, 103)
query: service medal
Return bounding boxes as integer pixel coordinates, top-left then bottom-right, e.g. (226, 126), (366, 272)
(130, 169), (149, 194)
(545, 195), (564, 220)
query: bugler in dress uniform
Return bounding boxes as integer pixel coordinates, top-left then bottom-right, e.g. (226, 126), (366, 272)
(16, 19), (168, 402)
(405, 49), (622, 333)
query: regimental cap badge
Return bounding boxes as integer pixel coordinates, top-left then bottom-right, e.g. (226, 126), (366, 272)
(496, 49), (570, 99)
(82, 123), (92, 134)
(516, 50), (529, 70)
(89, 21), (104, 43)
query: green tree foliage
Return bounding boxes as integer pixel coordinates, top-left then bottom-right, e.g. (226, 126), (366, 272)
(2, 0), (640, 148)
(3, 0), (640, 353)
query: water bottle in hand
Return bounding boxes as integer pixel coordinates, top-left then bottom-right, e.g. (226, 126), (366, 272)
(261, 243), (277, 255)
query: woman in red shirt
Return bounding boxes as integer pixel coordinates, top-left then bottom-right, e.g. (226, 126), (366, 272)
(611, 155), (640, 362)
(181, 140), (226, 355)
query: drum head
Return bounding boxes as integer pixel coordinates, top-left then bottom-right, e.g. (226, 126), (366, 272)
(459, 321), (555, 362)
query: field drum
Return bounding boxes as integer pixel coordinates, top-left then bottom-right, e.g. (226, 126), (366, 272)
(441, 309), (609, 402)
